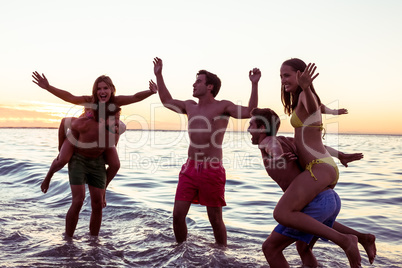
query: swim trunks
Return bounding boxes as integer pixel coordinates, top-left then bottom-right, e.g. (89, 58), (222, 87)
(175, 159), (226, 207)
(273, 188), (341, 244)
(68, 153), (106, 189)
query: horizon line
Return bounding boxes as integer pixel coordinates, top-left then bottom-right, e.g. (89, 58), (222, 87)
(1, 127), (401, 136)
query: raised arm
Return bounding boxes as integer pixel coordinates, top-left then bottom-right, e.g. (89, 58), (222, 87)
(297, 63), (320, 114)
(32, 72), (90, 105)
(224, 68), (260, 119)
(153, 57), (188, 114)
(321, 104), (348, 115)
(114, 80), (157, 106)
(325, 145), (364, 167)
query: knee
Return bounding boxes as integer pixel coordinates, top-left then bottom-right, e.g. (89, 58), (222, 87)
(262, 239), (269, 253)
(91, 201), (103, 214)
(262, 239), (280, 260)
(71, 196), (84, 209)
(296, 241), (310, 254)
(262, 239), (273, 253)
(173, 210), (185, 223)
(91, 196), (104, 211)
(53, 157), (67, 170)
(56, 156), (70, 166)
(273, 206), (290, 226)
(208, 215), (224, 228)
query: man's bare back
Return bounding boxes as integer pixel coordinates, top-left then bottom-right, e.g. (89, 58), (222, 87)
(259, 136), (302, 191)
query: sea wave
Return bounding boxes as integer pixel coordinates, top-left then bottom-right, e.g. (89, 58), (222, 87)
(0, 130), (401, 267)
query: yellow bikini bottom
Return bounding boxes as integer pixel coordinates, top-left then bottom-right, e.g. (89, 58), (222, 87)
(305, 157), (339, 185)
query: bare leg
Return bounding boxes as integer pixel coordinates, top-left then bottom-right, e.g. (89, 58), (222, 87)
(297, 237), (319, 268)
(333, 221), (376, 264)
(273, 166), (361, 268)
(297, 222), (376, 266)
(88, 185), (104, 236)
(103, 147), (120, 208)
(58, 117), (73, 151)
(41, 158), (64, 193)
(262, 231), (296, 268)
(65, 184), (85, 237)
(206, 206), (227, 247)
(172, 200), (191, 243)
(41, 140), (74, 193)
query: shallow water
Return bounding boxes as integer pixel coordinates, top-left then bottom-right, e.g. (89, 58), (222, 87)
(0, 129), (401, 267)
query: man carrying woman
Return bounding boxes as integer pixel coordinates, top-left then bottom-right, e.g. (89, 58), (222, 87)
(248, 107), (376, 267)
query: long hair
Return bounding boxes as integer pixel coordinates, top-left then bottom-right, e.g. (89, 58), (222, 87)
(281, 58), (321, 115)
(92, 75), (116, 104)
(90, 75), (117, 121)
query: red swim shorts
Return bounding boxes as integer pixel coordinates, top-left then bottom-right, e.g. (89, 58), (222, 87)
(175, 159), (226, 207)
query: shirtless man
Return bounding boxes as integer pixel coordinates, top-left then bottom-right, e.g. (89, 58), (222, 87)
(247, 108), (376, 267)
(153, 57), (260, 246)
(65, 105), (121, 237)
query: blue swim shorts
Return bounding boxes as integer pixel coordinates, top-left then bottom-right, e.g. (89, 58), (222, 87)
(273, 188), (341, 244)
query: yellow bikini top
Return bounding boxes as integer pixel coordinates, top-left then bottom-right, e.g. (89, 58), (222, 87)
(291, 111), (326, 138)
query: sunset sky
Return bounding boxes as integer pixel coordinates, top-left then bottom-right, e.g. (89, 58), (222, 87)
(1, 0), (402, 134)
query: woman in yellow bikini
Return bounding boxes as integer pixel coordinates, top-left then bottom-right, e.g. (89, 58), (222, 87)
(272, 58), (362, 268)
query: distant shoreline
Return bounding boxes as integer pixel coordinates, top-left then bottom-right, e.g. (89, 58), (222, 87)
(1, 127), (401, 136)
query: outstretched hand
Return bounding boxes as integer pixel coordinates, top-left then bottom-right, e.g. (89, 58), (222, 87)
(153, 57), (163, 75)
(296, 63), (319, 90)
(32, 71), (50, 90)
(336, 108), (348, 115)
(249, 68), (261, 83)
(340, 153), (363, 167)
(149, 80), (158, 93)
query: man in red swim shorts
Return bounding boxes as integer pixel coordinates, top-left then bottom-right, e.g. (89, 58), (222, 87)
(176, 159), (226, 207)
(154, 57), (260, 246)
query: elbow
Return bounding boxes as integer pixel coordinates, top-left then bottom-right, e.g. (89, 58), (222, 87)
(162, 102), (173, 110)
(243, 107), (254, 118)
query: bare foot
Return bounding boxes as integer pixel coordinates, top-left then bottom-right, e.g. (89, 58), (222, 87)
(41, 178), (50, 193)
(360, 233), (376, 264)
(343, 234), (361, 268)
(297, 241), (318, 268)
(299, 249), (318, 268)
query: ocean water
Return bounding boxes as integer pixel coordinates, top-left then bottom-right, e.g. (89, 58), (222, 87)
(0, 128), (401, 268)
